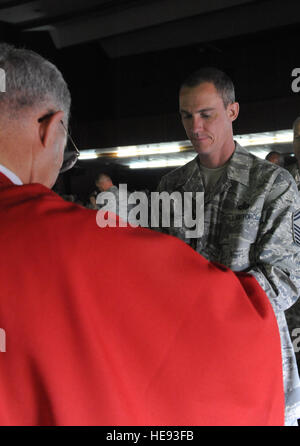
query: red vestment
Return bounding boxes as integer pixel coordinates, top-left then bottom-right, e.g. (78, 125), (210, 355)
(0, 173), (284, 425)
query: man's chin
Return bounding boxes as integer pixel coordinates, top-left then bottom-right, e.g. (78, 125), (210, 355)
(192, 140), (212, 153)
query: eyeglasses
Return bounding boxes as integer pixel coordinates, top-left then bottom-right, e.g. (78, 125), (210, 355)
(38, 114), (80, 174)
(59, 120), (80, 173)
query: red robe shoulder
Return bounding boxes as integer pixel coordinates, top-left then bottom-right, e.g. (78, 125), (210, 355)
(0, 174), (284, 425)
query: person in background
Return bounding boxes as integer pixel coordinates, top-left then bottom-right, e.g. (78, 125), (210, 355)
(89, 173), (118, 209)
(157, 67), (300, 426)
(283, 117), (300, 375)
(265, 150), (283, 166)
(96, 173), (115, 192)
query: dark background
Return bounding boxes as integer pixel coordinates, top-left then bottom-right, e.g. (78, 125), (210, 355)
(1, 0), (300, 199)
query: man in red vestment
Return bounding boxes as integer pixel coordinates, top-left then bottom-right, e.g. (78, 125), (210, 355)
(0, 43), (284, 425)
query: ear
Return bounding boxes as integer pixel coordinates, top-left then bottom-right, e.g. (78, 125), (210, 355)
(39, 111), (65, 149)
(227, 102), (239, 122)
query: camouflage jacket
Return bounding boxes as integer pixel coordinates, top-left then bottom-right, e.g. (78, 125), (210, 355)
(157, 142), (300, 425)
(286, 162), (300, 191)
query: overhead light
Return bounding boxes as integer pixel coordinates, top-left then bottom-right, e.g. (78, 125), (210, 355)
(129, 157), (195, 169)
(117, 142), (184, 158)
(78, 129), (293, 164)
(78, 150), (98, 160)
(235, 130), (293, 146)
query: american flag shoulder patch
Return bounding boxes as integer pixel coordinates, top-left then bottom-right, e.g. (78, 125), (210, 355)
(292, 210), (300, 246)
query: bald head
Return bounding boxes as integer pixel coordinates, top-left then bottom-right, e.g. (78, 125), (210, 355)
(95, 173), (114, 191)
(265, 151), (282, 166)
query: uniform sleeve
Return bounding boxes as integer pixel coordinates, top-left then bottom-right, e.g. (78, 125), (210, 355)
(153, 175), (172, 235)
(247, 169), (300, 313)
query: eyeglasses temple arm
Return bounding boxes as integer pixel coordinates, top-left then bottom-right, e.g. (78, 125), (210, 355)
(60, 120), (80, 156)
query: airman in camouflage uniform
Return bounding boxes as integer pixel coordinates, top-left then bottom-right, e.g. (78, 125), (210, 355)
(157, 68), (300, 425)
(284, 117), (300, 389)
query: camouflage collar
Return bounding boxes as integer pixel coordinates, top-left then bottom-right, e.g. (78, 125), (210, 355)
(179, 141), (251, 191)
(225, 141), (251, 187)
(180, 157), (204, 192)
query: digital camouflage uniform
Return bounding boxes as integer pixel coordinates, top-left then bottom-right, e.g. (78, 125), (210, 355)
(157, 142), (300, 425)
(286, 162), (300, 191)
(284, 160), (300, 401)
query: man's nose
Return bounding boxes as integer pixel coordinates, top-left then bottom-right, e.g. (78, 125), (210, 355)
(190, 115), (204, 133)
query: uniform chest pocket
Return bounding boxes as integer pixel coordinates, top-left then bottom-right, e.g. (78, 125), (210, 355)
(218, 210), (261, 248)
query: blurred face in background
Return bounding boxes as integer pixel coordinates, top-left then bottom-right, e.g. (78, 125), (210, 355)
(265, 152), (282, 166)
(96, 175), (113, 192)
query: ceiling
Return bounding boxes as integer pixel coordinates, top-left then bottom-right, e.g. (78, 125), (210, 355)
(0, 1), (261, 52)
(0, 0), (298, 56)
(1, 0), (300, 191)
